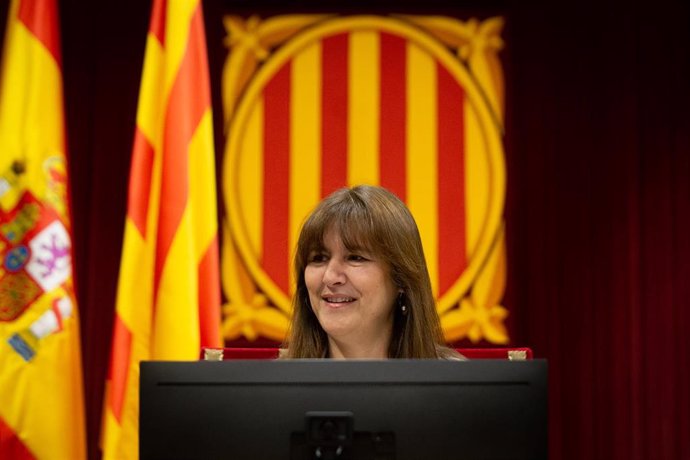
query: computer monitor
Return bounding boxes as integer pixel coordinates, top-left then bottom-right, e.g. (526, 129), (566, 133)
(140, 359), (547, 460)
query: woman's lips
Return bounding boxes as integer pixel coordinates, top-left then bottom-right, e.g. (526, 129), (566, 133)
(322, 296), (355, 307)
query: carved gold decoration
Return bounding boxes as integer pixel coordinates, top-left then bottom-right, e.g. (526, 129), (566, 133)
(222, 14), (332, 131)
(508, 350), (527, 361)
(221, 224), (289, 342)
(397, 15), (505, 126)
(441, 225), (509, 344)
(221, 14), (508, 344)
(203, 348), (224, 361)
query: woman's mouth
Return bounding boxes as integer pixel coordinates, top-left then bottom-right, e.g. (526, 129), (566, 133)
(323, 296), (355, 306)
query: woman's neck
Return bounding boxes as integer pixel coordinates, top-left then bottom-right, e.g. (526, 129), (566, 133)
(327, 336), (390, 359)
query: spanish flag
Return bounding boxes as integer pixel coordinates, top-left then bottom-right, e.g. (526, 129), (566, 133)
(101, 0), (222, 458)
(0, 0), (86, 459)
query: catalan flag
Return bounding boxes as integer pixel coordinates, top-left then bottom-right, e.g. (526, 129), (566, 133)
(0, 0), (86, 459)
(101, 0), (221, 458)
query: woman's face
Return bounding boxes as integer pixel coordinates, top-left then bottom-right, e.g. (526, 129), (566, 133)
(304, 226), (399, 356)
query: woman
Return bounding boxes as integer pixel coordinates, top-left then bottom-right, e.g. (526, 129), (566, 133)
(283, 185), (461, 359)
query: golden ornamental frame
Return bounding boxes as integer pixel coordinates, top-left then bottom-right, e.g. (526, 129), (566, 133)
(220, 14), (509, 344)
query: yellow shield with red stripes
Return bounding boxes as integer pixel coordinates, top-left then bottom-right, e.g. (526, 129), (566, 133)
(221, 15), (508, 344)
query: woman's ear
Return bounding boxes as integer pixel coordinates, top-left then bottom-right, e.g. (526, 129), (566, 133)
(396, 291), (409, 316)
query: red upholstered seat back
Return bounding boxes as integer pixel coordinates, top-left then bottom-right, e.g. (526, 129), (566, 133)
(201, 347), (533, 360)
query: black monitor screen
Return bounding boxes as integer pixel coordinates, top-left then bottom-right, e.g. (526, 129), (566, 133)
(140, 359), (547, 460)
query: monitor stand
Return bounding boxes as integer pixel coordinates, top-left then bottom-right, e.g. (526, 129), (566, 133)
(290, 412), (396, 460)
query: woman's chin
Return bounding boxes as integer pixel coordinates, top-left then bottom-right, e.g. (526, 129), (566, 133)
(319, 318), (356, 340)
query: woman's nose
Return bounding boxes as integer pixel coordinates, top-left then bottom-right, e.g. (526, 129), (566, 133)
(322, 259), (346, 285)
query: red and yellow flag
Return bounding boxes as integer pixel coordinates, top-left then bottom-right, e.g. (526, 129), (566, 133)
(0, 0), (86, 459)
(101, 0), (221, 458)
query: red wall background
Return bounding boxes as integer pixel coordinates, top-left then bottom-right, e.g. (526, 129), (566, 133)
(3, 0), (688, 459)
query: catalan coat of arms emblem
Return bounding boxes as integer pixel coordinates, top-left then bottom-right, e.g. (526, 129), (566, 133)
(220, 14), (508, 344)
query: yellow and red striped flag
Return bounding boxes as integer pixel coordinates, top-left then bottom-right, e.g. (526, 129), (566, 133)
(0, 0), (86, 459)
(101, 0), (221, 458)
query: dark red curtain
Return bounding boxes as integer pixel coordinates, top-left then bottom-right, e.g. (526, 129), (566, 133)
(504, 3), (690, 459)
(2, 0), (687, 459)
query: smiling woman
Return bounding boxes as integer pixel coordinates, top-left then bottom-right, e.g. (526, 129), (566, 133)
(305, 226), (400, 358)
(283, 185), (462, 359)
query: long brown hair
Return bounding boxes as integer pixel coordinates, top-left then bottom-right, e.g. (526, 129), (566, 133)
(283, 185), (455, 359)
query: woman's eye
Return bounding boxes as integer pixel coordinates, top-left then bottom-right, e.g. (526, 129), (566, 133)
(309, 253), (327, 263)
(348, 254), (367, 262)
